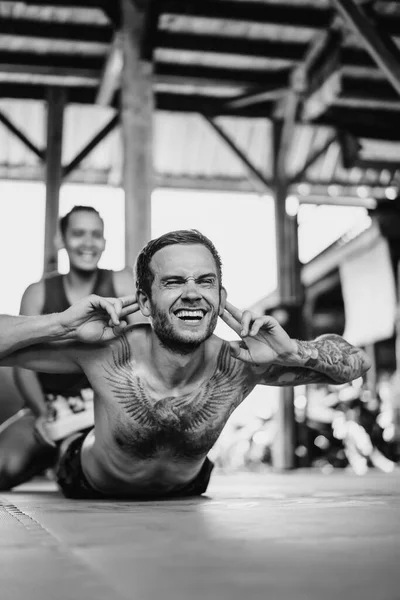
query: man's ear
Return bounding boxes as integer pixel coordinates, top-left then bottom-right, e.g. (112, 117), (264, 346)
(137, 290), (152, 317)
(219, 287), (227, 316)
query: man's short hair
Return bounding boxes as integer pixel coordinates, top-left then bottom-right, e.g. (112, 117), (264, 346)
(59, 206), (103, 238)
(135, 229), (223, 295)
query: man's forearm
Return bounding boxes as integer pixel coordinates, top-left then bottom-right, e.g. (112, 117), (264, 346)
(257, 333), (371, 387)
(291, 334), (371, 383)
(0, 313), (67, 359)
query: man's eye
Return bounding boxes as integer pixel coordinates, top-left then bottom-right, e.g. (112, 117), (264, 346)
(200, 279), (215, 286)
(165, 280), (181, 286)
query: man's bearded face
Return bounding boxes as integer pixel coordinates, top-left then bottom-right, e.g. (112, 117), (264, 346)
(147, 244), (223, 353)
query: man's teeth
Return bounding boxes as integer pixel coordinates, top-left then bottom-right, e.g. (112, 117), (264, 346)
(175, 310), (204, 320)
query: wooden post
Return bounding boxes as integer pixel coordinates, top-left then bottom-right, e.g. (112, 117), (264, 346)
(271, 120), (302, 471)
(121, 0), (153, 268)
(44, 87), (65, 274)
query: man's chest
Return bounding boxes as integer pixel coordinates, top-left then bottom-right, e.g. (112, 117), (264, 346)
(97, 368), (248, 459)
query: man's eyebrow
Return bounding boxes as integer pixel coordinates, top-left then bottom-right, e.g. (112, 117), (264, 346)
(196, 273), (217, 280)
(160, 275), (186, 282)
(160, 273), (217, 282)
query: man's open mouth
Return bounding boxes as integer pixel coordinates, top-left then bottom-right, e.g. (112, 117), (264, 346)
(173, 309), (207, 322)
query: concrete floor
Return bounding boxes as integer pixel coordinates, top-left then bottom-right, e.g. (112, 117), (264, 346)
(0, 469), (399, 600)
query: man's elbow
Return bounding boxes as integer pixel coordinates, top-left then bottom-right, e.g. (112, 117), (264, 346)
(339, 348), (372, 384)
(359, 349), (372, 377)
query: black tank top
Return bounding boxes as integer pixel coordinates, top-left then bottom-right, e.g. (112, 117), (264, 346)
(38, 269), (116, 396)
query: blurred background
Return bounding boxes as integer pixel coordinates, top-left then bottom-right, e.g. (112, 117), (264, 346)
(1, 0), (400, 476)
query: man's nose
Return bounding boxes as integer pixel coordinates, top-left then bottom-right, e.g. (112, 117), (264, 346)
(182, 280), (201, 299)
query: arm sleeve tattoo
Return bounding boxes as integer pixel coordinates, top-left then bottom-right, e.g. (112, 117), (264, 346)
(254, 334), (371, 387)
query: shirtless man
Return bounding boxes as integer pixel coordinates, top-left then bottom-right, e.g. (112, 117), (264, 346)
(0, 205), (138, 490)
(0, 230), (371, 499)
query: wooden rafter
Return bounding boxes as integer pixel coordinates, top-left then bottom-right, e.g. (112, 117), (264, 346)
(63, 114), (119, 178)
(160, 1), (332, 29)
(203, 116), (271, 193)
(290, 134), (338, 183)
(0, 109), (45, 160)
(333, 0), (400, 98)
(96, 32), (123, 105)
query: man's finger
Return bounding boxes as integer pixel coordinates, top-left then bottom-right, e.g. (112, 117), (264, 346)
(224, 301), (243, 324)
(228, 340), (251, 363)
(103, 320), (128, 341)
(98, 298), (120, 326)
(220, 310), (242, 335)
(120, 295), (138, 307)
(241, 310), (255, 337)
(120, 301), (140, 318)
(249, 316), (270, 337)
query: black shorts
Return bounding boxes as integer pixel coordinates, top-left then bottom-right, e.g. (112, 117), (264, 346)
(56, 431), (214, 500)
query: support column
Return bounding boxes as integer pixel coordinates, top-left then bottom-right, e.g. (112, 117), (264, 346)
(121, 0), (153, 268)
(44, 87), (65, 274)
(271, 121), (303, 471)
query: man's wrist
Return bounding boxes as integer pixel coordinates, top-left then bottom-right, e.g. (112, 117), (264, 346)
(275, 339), (319, 367)
(291, 340), (319, 366)
(47, 312), (76, 341)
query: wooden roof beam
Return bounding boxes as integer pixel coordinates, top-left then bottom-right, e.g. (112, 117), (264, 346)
(301, 28), (343, 121)
(274, 88), (300, 184)
(289, 134), (338, 183)
(63, 113), (119, 178)
(1, 0), (121, 26)
(333, 0), (400, 98)
(202, 115), (271, 193)
(160, 0), (400, 38)
(96, 32), (123, 105)
(302, 71), (342, 120)
(155, 32), (385, 77)
(0, 63), (100, 87)
(161, 1), (332, 29)
(222, 87), (287, 111)
(0, 109), (45, 160)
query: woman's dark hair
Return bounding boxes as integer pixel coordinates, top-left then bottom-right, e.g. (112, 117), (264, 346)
(135, 229), (223, 295)
(59, 206), (103, 238)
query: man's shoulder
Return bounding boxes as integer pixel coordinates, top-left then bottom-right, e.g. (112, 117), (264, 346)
(107, 323), (150, 353)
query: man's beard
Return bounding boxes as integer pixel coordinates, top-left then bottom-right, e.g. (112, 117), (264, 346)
(150, 304), (218, 355)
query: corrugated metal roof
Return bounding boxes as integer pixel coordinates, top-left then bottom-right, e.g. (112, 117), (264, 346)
(0, 98), (399, 194)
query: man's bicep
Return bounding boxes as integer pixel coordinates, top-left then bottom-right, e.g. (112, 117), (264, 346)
(0, 344), (82, 373)
(251, 365), (337, 387)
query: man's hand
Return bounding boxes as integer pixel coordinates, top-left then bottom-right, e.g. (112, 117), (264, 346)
(59, 294), (140, 343)
(220, 301), (297, 366)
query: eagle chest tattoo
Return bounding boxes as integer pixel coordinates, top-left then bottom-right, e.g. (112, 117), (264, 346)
(102, 337), (248, 459)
